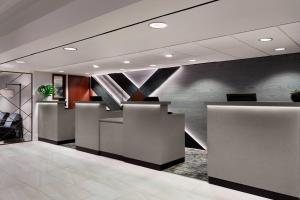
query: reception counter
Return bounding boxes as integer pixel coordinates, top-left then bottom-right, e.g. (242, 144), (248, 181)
(75, 101), (122, 154)
(207, 102), (300, 200)
(37, 101), (75, 144)
(99, 117), (123, 158)
(98, 101), (185, 170)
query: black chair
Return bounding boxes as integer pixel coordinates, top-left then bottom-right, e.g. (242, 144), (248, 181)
(0, 112), (9, 126)
(90, 96), (103, 101)
(226, 93), (257, 102)
(0, 113), (23, 140)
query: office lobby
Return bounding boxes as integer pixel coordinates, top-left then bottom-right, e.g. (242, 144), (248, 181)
(0, 0), (300, 199)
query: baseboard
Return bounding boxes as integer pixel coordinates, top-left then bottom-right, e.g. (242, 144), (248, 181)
(208, 177), (299, 200)
(123, 156), (185, 170)
(38, 137), (58, 144)
(99, 151), (123, 160)
(38, 137), (75, 145)
(99, 150), (184, 171)
(57, 139), (75, 145)
(160, 157), (185, 170)
(76, 146), (99, 155)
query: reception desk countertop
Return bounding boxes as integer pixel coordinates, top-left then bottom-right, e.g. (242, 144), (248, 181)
(36, 101), (65, 104)
(75, 101), (104, 104)
(122, 101), (171, 105)
(99, 118), (123, 124)
(206, 101), (300, 107)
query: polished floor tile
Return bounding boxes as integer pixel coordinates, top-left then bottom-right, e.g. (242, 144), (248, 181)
(0, 142), (270, 200)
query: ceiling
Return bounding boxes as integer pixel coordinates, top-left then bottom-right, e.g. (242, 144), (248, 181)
(0, 0), (299, 74)
(0, 0), (74, 37)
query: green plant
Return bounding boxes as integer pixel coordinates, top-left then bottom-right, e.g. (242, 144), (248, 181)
(38, 85), (55, 97)
(290, 89), (300, 102)
(291, 89), (300, 95)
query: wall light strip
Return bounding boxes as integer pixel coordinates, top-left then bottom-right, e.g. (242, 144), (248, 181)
(185, 128), (207, 150)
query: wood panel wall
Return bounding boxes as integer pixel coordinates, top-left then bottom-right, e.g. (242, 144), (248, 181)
(68, 75), (90, 109)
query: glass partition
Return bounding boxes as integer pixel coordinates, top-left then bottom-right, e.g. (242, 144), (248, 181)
(0, 71), (32, 144)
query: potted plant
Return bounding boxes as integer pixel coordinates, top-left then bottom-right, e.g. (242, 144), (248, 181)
(37, 84), (55, 101)
(290, 89), (300, 102)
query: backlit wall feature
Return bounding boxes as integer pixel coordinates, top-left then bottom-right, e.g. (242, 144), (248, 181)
(151, 53), (300, 147)
(124, 68), (157, 88)
(90, 77), (121, 111)
(94, 75), (129, 104)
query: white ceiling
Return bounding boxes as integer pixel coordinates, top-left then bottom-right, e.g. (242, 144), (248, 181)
(0, 0), (300, 74)
(0, 0), (74, 37)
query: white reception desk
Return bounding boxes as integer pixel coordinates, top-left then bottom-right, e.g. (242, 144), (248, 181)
(37, 101), (75, 144)
(207, 102), (300, 200)
(75, 101), (122, 154)
(99, 101), (185, 170)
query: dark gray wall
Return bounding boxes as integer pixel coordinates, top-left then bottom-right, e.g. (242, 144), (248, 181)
(151, 53), (300, 149)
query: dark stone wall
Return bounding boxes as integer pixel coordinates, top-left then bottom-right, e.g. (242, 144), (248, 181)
(151, 53), (300, 148)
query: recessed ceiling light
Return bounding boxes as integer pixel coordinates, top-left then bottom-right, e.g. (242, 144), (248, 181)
(149, 64), (157, 67)
(165, 54), (173, 58)
(85, 72), (91, 75)
(63, 47), (77, 51)
(123, 61), (130, 64)
(58, 70), (64, 73)
(149, 22), (168, 29)
(275, 47), (285, 51)
(93, 65), (100, 68)
(16, 60), (25, 64)
(189, 59), (196, 62)
(258, 38), (273, 42)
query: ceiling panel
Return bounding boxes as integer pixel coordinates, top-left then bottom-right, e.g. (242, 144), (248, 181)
(1, 0), (300, 75)
(197, 36), (243, 49)
(233, 27), (300, 55)
(279, 22), (300, 46)
(197, 36), (267, 58)
(0, 0), (74, 37)
(0, 0), (22, 15)
(170, 43), (219, 57)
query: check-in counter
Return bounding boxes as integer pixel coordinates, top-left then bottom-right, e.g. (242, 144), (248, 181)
(99, 118), (123, 159)
(37, 101), (75, 144)
(75, 101), (122, 154)
(207, 102), (300, 200)
(99, 101), (185, 170)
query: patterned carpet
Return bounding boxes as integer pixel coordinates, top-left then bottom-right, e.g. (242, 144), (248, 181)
(164, 148), (208, 181)
(61, 142), (76, 149)
(61, 143), (208, 181)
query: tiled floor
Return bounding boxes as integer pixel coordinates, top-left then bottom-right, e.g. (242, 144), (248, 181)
(61, 143), (208, 181)
(0, 141), (270, 200)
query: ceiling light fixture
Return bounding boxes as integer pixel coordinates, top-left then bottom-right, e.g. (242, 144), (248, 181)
(149, 64), (157, 67)
(189, 59), (196, 62)
(123, 61), (130, 64)
(165, 54), (173, 58)
(149, 22), (168, 29)
(275, 47), (285, 51)
(258, 38), (273, 42)
(58, 70), (64, 73)
(63, 47), (77, 51)
(85, 72), (91, 75)
(93, 65), (100, 68)
(16, 60), (25, 64)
